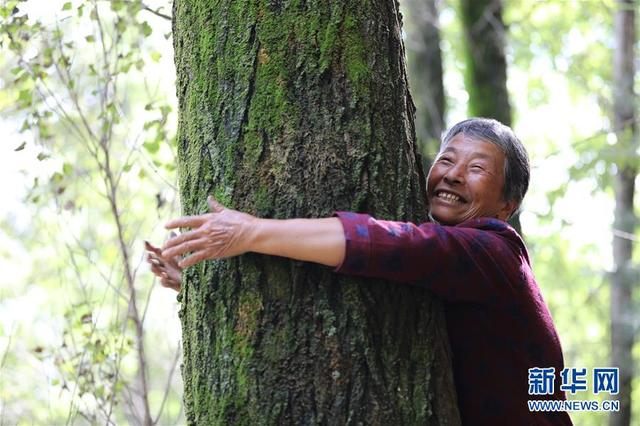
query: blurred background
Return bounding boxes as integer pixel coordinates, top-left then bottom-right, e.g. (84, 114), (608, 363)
(0, 0), (637, 424)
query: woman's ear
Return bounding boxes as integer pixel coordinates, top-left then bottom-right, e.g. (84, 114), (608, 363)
(498, 200), (518, 222)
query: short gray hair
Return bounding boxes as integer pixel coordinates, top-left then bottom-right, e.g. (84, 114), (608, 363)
(440, 118), (530, 216)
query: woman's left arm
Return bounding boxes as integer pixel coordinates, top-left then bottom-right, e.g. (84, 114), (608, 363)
(162, 196), (346, 268)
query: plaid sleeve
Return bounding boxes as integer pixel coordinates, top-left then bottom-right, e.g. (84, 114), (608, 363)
(333, 212), (526, 304)
(333, 211), (373, 275)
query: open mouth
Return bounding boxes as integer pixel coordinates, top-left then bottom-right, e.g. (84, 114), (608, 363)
(435, 190), (466, 204)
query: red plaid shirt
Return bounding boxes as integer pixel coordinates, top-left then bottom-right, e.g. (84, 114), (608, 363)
(334, 212), (573, 425)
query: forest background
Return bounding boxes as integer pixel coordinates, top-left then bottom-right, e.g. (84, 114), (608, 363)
(0, 0), (637, 425)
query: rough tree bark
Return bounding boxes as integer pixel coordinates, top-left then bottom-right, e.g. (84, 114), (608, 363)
(610, 1), (636, 425)
(459, 0), (522, 235)
(172, 0), (460, 424)
(401, 0), (446, 166)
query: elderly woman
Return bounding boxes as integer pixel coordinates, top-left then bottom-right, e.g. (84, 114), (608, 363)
(147, 118), (573, 425)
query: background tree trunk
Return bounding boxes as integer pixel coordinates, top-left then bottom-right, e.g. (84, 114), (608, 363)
(459, 0), (522, 235)
(172, 1), (460, 424)
(401, 0), (446, 167)
(610, 1), (636, 425)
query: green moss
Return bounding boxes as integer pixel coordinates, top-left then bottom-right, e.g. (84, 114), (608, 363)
(343, 14), (371, 89)
(212, 187), (233, 208)
(318, 7), (341, 72)
(251, 185), (271, 215)
(242, 129), (263, 166)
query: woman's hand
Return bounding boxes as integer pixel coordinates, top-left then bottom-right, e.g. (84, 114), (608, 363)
(145, 240), (182, 292)
(162, 196), (258, 268)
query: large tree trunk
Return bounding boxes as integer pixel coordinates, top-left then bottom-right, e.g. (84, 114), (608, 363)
(459, 0), (522, 235)
(172, 1), (460, 424)
(610, 1), (636, 425)
(401, 0), (446, 166)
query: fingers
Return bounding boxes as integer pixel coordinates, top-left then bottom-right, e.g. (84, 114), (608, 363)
(160, 273), (180, 291)
(178, 240), (226, 267)
(145, 240), (162, 255)
(163, 229), (200, 250)
(147, 251), (165, 266)
(162, 238), (210, 259)
(151, 264), (165, 278)
(179, 250), (212, 268)
(160, 276), (173, 289)
(146, 243), (182, 292)
(165, 194), (225, 230)
(207, 195), (225, 213)
(165, 215), (207, 230)
(147, 254), (165, 277)
(150, 258), (180, 290)
(146, 238), (182, 266)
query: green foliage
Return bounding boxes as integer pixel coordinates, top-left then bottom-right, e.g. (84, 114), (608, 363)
(48, 303), (134, 422)
(0, 0), (182, 424)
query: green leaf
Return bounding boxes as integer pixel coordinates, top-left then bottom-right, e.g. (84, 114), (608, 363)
(141, 21), (152, 37)
(144, 119), (159, 130)
(62, 163), (73, 175)
(150, 51), (161, 62)
(43, 47), (53, 67)
(17, 89), (32, 105)
(62, 2), (72, 11)
(85, 35), (95, 43)
(37, 152), (50, 161)
(12, 71), (30, 85)
(110, 0), (124, 12)
(116, 18), (126, 33)
(14, 142), (26, 151)
(143, 141), (159, 154)
(160, 105), (172, 117)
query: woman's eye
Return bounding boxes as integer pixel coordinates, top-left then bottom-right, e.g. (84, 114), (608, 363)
(470, 164), (485, 171)
(438, 157), (453, 164)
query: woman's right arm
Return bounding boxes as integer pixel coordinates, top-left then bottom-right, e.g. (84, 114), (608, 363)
(161, 196), (346, 269)
(250, 217), (346, 267)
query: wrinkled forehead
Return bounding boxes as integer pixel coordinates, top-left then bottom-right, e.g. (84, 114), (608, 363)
(439, 133), (504, 153)
(438, 134), (506, 163)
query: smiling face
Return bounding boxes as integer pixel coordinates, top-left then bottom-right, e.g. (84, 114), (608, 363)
(426, 134), (517, 225)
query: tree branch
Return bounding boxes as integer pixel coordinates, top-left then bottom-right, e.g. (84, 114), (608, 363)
(142, 4), (171, 21)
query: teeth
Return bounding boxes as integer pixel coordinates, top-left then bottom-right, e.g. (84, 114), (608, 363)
(438, 192), (461, 203)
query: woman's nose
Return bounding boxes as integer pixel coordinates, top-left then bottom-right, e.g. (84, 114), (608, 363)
(443, 164), (465, 184)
